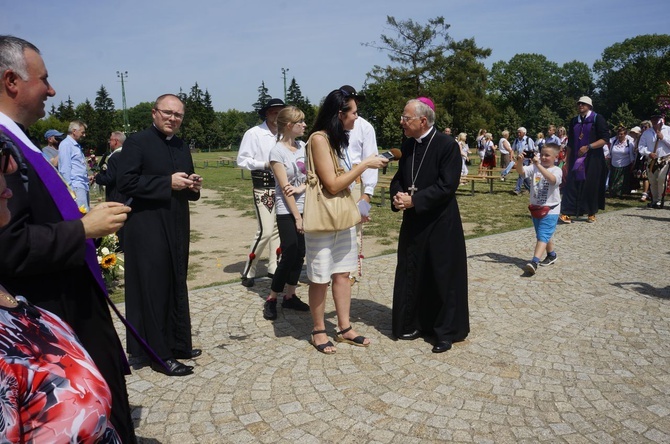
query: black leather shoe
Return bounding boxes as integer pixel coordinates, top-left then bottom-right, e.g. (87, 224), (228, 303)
(151, 358), (194, 376)
(173, 349), (202, 359)
(241, 277), (255, 288)
(397, 329), (421, 341)
(432, 340), (452, 353)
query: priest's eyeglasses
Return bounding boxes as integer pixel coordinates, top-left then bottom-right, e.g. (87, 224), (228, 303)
(155, 109), (185, 120)
(400, 115), (420, 122)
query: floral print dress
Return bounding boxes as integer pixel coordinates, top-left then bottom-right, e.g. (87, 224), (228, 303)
(0, 296), (120, 443)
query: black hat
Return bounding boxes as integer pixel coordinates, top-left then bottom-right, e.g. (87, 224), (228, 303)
(259, 98), (286, 118)
(339, 85), (365, 101)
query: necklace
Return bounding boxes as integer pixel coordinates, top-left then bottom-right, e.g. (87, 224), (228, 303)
(409, 130), (436, 195)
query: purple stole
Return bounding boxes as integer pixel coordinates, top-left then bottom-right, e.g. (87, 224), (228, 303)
(0, 123), (168, 371)
(571, 113), (596, 181)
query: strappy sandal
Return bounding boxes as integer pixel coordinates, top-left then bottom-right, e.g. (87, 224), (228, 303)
(334, 326), (370, 347)
(310, 330), (336, 354)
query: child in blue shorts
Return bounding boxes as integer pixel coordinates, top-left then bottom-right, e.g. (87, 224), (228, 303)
(515, 143), (563, 275)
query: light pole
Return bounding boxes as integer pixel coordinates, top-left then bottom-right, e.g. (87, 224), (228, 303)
(116, 71), (129, 134)
(281, 67), (289, 102)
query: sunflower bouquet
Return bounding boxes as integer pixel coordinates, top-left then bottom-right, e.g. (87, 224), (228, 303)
(97, 233), (123, 289)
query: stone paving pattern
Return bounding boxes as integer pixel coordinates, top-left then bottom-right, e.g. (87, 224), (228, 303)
(116, 206), (670, 443)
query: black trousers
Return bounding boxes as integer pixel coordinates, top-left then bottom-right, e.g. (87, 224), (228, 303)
(271, 213), (305, 293)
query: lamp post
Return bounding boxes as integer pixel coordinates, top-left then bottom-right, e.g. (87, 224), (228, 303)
(116, 71), (129, 134)
(281, 67), (289, 102)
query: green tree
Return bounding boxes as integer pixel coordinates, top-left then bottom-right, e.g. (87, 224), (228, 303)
(594, 34), (670, 119)
(252, 81), (272, 115)
(54, 96), (76, 122)
(93, 85), (118, 154)
(286, 77), (316, 129)
(126, 102), (154, 133)
(179, 82), (216, 148)
(219, 109), (258, 148)
(609, 103), (638, 131)
(428, 37), (495, 140)
(496, 106), (522, 141)
(535, 106), (563, 137)
(488, 53), (563, 132)
(363, 16), (452, 96)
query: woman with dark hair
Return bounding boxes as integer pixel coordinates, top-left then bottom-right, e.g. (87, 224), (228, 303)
(304, 89), (387, 354)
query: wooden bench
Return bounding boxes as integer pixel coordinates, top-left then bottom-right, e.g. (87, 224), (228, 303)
(375, 174), (394, 207)
(218, 156), (249, 179)
(460, 175), (498, 195)
(218, 156), (237, 167)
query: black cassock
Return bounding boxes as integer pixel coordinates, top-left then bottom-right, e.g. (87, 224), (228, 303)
(389, 128), (469, 342)
(561, 112), (609, 216)
(0, 121), (136, 443)
(117, 125), (199, 360)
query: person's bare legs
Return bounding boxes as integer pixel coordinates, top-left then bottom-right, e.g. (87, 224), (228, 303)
(331, 272), (371, 345)
(308, 282), (335, 353)
(533, 240), (548, 260)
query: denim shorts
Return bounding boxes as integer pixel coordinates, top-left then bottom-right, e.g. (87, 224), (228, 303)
(532, 214), (559, 243)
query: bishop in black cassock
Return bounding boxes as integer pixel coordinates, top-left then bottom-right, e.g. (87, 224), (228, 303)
(117, 95), (201, 376)
(390, 99), (469, 353)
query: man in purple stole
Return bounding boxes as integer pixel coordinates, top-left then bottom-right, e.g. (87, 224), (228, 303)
(559, 96), (609, 224)
(0, 35), (137, 443)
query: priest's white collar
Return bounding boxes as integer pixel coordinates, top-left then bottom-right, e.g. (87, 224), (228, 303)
(414, 127), (434, 143)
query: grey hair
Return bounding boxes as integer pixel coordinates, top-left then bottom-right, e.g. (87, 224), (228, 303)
(0, 35), (40, 81)
(406, 99), (435, 126)
(111, 131), (126, 144)
(68, 120), (87, 134)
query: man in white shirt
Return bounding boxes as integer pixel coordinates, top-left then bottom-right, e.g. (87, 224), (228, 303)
(236, 98), (284, 287)
(638, 115), (670, 208)
(339, 85), (379, 281)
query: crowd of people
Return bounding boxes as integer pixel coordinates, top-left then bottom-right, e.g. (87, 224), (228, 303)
(0, 34), (471, 441)
(1, 30), (667, 441)
(463, 96), (669, 275)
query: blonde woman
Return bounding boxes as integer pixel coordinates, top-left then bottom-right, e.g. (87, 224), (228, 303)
(498, 130), (512, 180)
(457, 132), (469, 179)
(263, 106), (310, 320)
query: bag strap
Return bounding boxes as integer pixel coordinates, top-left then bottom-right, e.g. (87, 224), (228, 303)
(307, 131), (340, 176)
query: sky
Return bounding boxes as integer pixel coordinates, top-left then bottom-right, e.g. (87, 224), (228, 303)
(2, 0), (668, 114)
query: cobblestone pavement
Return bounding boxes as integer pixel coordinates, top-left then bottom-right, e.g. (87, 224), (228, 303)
(117, 206), (670, 443)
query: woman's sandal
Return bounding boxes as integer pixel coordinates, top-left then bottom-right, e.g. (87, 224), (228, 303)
(311, 330), (336, 354)
(334, 326), (370, 347)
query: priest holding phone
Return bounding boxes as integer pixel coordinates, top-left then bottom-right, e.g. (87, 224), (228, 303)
(390, 97), (469, 354)
(117, 94), (202, 376)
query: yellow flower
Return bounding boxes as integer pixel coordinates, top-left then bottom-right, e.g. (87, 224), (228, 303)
(101, 253), (117, 270)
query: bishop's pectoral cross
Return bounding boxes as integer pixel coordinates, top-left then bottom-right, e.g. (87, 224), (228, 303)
(408, 185), (418, 196)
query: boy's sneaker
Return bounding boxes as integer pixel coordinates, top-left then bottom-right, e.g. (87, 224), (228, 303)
(524, 261), (538, 275)
(281, 295), (309, 312)
(540, 254), (557, 266)
(263, 299), (278, 320)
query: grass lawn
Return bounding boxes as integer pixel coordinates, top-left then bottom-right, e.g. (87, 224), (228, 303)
(191, 150), (641, 244)
(104, 150), (639, 300)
